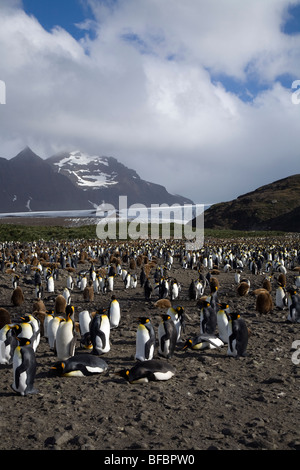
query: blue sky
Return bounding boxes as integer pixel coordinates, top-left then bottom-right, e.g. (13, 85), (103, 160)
(0, 0), (300, 205)
(21, 0), (300, 101)
(22, 0), (95, 39)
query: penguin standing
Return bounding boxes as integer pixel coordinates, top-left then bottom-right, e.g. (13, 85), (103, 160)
(90, 309), (111, 355)
(20, 315), (40, 352)
(43, 311), (54, 339)
(199, 300), (217, 335)
(227, 312), (248, 357)
(11, 337), (38, 396)
(55, 306), (76, 361)
(79, 310), (92, 350)
(0, 324), (18, 365)
(170, 279), (179, 301)
(108, 295), (121, 329)
(287, 289), (300, 323)
(189, 280), (197, 300)
(63, 287), (71, 306)
(217, 302), (230, 343)
(135, 317), (156, 361)
(144, 278), (153, 300)
(116, 360), (176, 383)
(275, 282), (287, 309)
(158, 314), (177, 359)
(47, 315), (63, 351)
(168, 306), (185, 343)
(46, 271), (55, 293)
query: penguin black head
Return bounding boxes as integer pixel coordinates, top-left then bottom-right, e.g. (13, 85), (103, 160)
(17, 337), (31, 347)
(115, 369), (130, 381)
(138, 317), (151, 324)
(50, 362), (65, 376)
(182, 339), (193, 350)
(228, 312), (241, 321)
(66, 305), (74, 318)
(218, 302), (229, 310)
(160, 314), (171, 321)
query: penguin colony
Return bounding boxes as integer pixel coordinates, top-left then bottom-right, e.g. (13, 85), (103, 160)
(0, 236), (299, 394)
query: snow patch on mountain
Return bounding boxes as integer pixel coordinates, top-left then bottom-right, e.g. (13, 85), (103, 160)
(51, 150), (118, 190)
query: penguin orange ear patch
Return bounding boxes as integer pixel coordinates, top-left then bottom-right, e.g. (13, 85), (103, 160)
(126, 370), (129, 376)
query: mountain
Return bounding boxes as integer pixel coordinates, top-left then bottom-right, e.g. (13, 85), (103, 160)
(47, 150), (193, 208)
(0, 147), (193, 213)
(0, 147), (87, 212)
(202, 174), (300, 232)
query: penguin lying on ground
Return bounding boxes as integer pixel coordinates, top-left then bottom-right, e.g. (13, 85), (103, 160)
(182, 334), (224, 351)
(116, 360), (176, 383)
(51, 354), (108, 377)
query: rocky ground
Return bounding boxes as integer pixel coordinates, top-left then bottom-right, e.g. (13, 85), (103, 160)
(0, 236), (299, 454)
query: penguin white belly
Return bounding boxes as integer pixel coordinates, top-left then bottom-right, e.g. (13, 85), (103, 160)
(96, 318), (110, 354)
(217, 313), (229, 343)
(135, 326), (151, 361)
(108, 276), (114, 291)
(79, 310), (91, 336)
(109, 302), (120, 328)
(48, 318), (61, 350)
(276, 287), (286, 309)
(47, 277), (54, 293)
(56, 322), (75, 361)
(12, 349), (26, 395)
(153, 370), (175, 381)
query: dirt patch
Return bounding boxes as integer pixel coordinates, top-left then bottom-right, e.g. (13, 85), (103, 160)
(0, 236), (299, 452)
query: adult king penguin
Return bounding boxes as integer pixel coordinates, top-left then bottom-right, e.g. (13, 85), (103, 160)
(167, 306), (185, 343)
(90, 308), (111, 355)
(108, 295), (121, 329)
(135, 317), (156, 361)
(11, 337), (38, 396)
(116, 360), (176, 383)
(158, 314), (177, 359)
(217, 302), (230, 343)
(55, 306), (76, 361)
(51, 354), (108, 377)
(199, 300), (217, 335)
(227, 312), (248, 357)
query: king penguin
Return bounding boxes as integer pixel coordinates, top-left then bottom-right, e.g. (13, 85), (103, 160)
(108, 295), (121, 329)
(79, 310), (92, 350)
(51, 354), (108, 377)
(90, 308), (111, 355)
(227, 312), (248, 357)
(11, 337), (38, 396)
(158, 314), (177, 359)
(0, 323), (18, 365)
(55, 306), (76, 361)
(135, 316), (156, 361)
(20, 314), (40, 352)
(47, 315), (62, 351)
(116, 360), (176, 383)
(217, 302), (230, 343)
(287, 289), (300, 323)
(167, 306), (185, 343)
(182, 333), (224, 351)
(199, 300), (217, 335)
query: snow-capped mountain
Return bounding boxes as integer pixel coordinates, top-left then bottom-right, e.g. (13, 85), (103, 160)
(47, 150), (120, 191)
(47, 150), (193, 208)
(0, 147), (193, 213)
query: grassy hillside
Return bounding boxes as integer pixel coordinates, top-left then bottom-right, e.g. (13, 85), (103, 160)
(204, 174), (300, 232)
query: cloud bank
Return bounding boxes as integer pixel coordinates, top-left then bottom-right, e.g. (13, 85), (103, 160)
(0, 0), (300, 204)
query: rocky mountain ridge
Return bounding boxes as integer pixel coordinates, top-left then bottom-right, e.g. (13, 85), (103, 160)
(0, 147), (193, 213)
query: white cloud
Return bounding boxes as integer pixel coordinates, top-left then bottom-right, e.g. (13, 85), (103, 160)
(0, 0), (299, 204)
